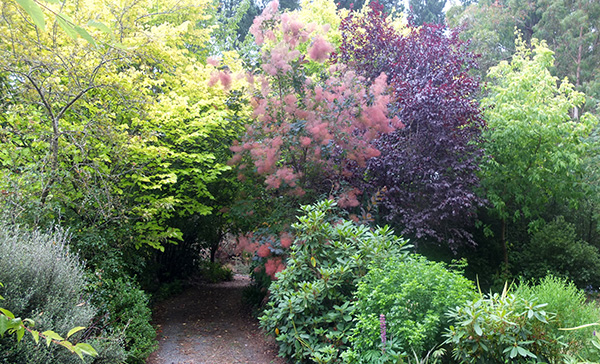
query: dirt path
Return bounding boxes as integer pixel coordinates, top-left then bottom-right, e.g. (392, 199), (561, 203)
(146, 275), (287, 364)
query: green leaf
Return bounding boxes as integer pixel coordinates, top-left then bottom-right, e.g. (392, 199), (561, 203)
(473, 322), (482, 336)
(0, 315), (8, 335)
(560, 322), (600, 331)
(56, 14), (77, 40)
(67, 326), (85, 338)
(74, 26), (96, 47)
(15, 0), (46, 30)
(75, 343), (98, 357)
(16, 326), (25, 342)
(509, 346), (518, 358)
(72, 345), (84, 360)
(516, 345), (536, 358)
(87, 20), (111, 34)
(31, 330), (39, 344)
(0, 308), (15, 319)
(43, 330), (64, 346)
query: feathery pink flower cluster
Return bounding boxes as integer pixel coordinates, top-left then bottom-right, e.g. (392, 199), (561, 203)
(231, 2), (400, 205)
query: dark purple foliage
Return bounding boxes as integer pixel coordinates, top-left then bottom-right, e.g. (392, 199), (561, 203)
(335, 4), (485, 248)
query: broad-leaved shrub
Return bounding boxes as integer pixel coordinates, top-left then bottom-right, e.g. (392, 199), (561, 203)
(445, 283), (564, 363)
(259, 200), (409, 363)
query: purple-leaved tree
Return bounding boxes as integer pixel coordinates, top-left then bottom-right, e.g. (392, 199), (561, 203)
(335, 3), (485, 248)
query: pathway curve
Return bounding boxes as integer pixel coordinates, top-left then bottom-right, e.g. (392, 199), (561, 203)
(146, 275), (287, 364)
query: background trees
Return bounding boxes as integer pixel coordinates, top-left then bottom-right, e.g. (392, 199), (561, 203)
(409, 0), (447, 25)
(478, 36), (598, 275)
(447, 0), (600, 114)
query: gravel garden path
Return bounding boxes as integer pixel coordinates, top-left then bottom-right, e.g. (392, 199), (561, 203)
(146, 274), (287, 364)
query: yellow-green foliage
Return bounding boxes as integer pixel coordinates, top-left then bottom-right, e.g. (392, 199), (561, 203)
(295, 0), (348, 46)
(480, 34), (598, 224)
(0, 0), (249, 249)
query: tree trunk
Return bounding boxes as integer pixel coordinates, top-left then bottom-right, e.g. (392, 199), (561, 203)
(501, 217), (508, 267)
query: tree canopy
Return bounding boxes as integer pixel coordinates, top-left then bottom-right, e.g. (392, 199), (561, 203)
(479, 36), (598, 265)
(0, 0), (247, 249)
(336, 3), (485, 247)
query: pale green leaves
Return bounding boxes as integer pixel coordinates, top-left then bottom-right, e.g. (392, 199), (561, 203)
(13, 0), (110, 47)
(87, 19), (110, 34)
(480, 35), (598, 222)
(15, 0), (46, 30)
(0, 304), (97, 361)
(67, 326), (86, 338)
(56, 13), (97, 47)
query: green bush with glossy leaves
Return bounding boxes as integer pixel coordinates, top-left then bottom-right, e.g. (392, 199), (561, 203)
(443, 276), (600, 364)
(259, 199), (410, 364)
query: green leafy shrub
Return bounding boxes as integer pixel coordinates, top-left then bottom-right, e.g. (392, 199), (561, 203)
(0, 223), (126, 364)
(259, 200), (409, 363)
(345, 255), (476, 363)
(445, 283), (563, 363)
(242, 268), (271, 309)
(197, 260), (234, 283)
(515, 216), (600, 288)
(70, 224), (157, 364)
(87, 277), (156, 364)
(151, 279), (185, 303)
(516, 276), (600, 362)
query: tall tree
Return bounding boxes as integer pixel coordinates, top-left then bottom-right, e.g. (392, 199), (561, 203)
(534, 0), (600, 116)
(231, 2), (399, 209)
(446, 0), (516, 78)
(0, 0), (247, 249)
(409, 0), (447, 25)
(479, 36), (598, 266)
(336, 3), (485, 248)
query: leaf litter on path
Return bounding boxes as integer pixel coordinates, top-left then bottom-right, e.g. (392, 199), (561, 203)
(146, 274), (287, 364)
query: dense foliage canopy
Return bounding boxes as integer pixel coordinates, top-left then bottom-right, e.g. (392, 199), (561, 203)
(2, 0), (600, 362)
(336, 3), (485, 247)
